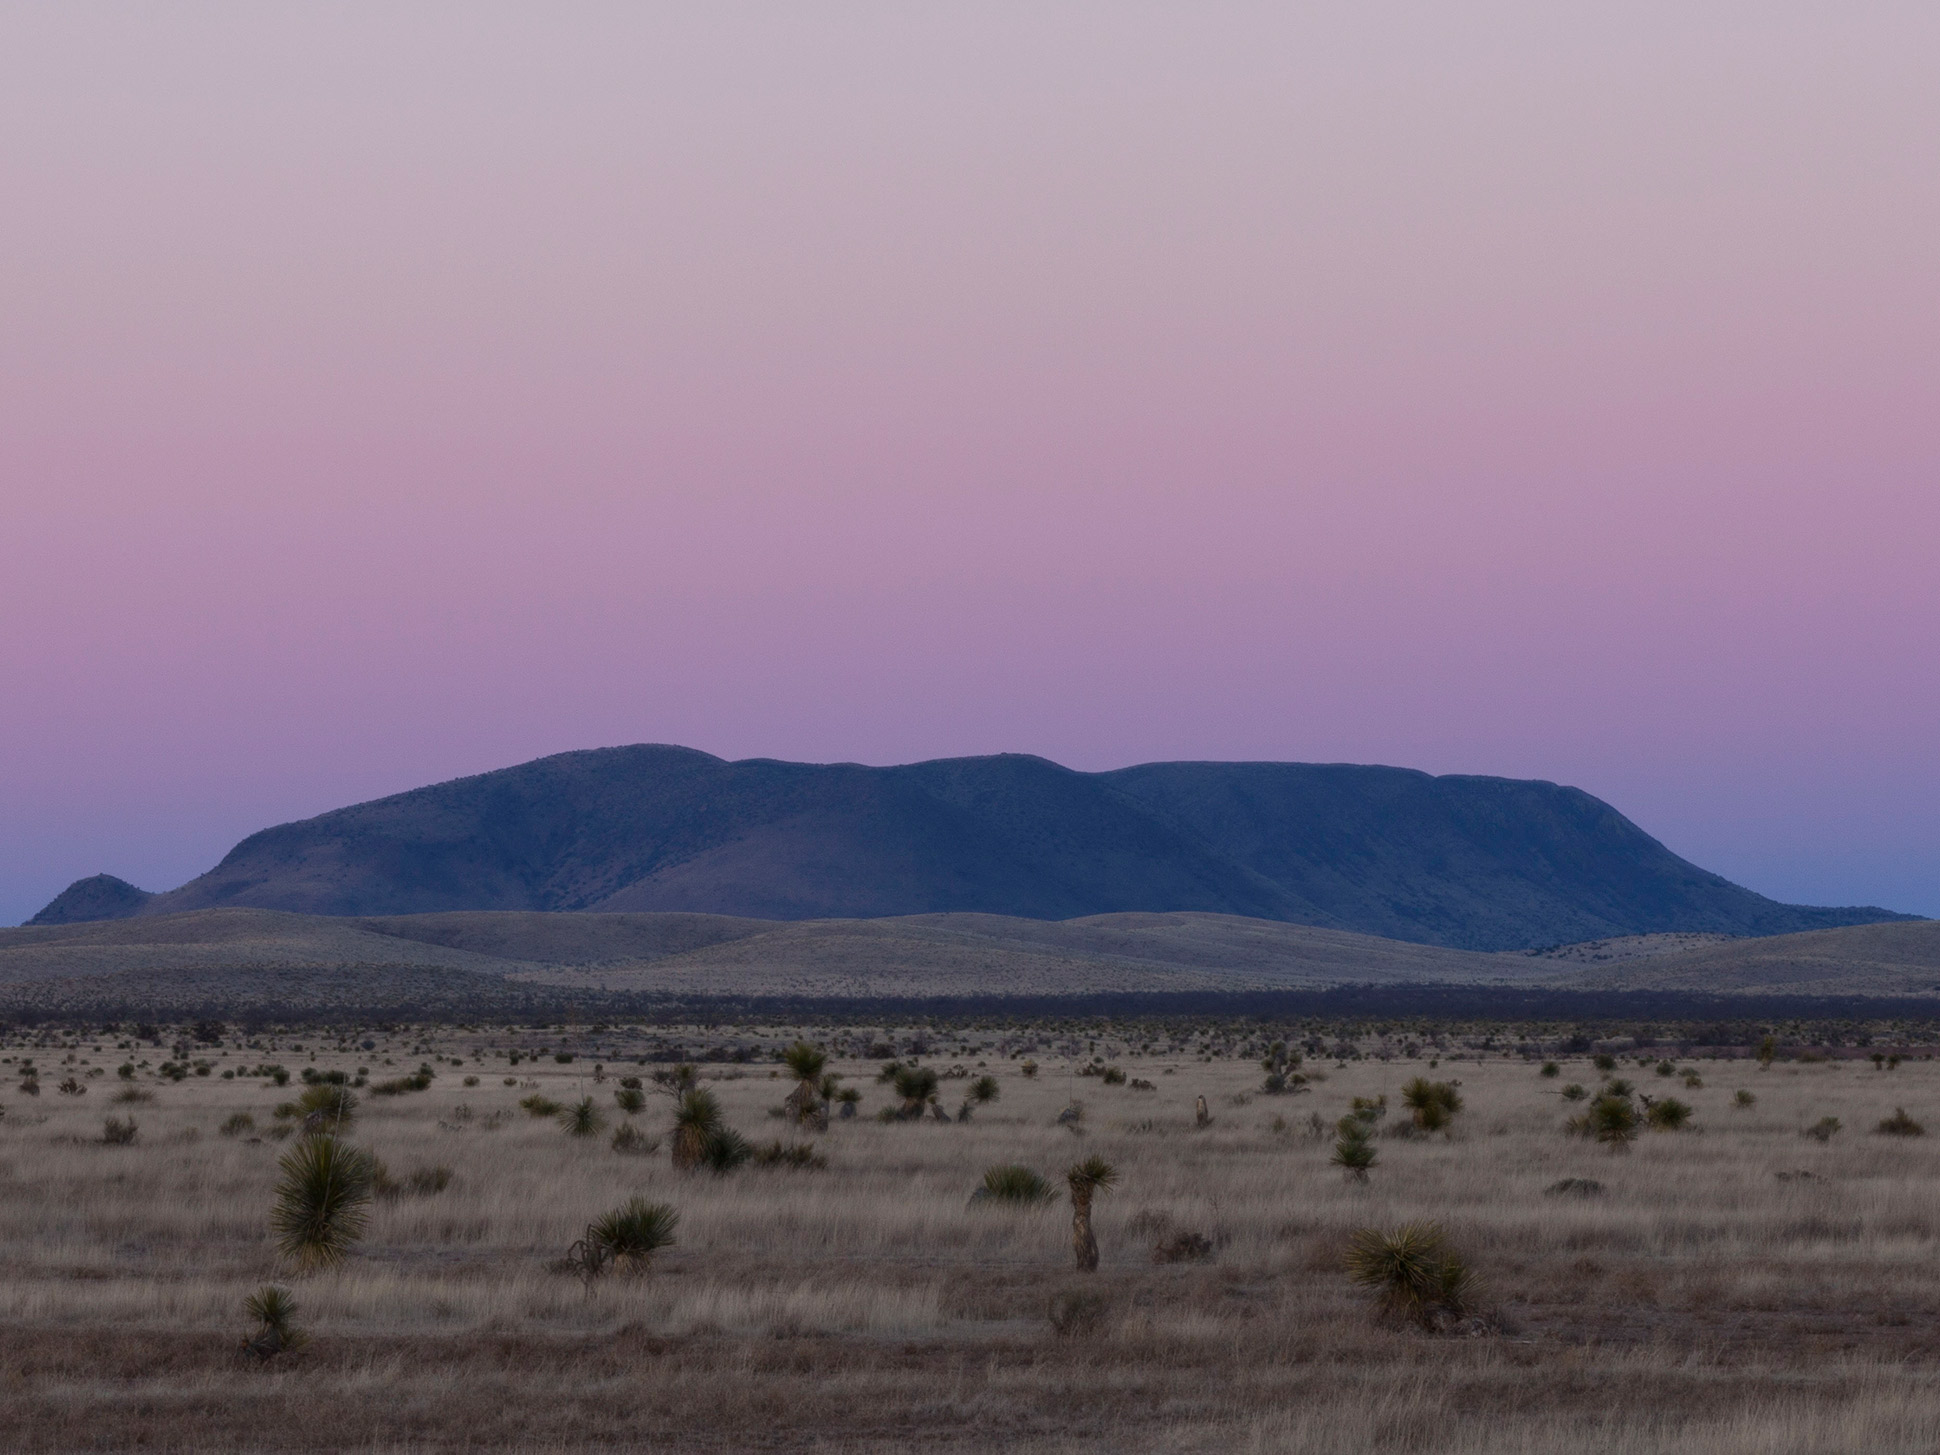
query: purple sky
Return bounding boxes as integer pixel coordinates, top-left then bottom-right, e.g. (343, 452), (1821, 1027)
(3, 4), (1937, 925)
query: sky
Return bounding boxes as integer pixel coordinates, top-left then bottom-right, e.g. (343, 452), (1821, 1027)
(2, 3), (1937, 926)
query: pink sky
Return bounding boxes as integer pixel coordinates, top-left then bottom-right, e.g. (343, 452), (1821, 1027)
(3, 4), (1937, 924)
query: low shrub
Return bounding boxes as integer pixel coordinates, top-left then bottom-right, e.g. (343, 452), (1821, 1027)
(752, 1140), (828, 1169)
(1877, 1108), (1925, 1137)
(1559, 1083), (1588, 1102)
(1802, 1116), (1841, 1143)
(1047, 1288), (1112, 1337)
(611, 1123), (658, 1155)
(220, 1112), (256, 1137)
(1543, 1177), (1604, 1197)
(519, 1094), (564, 1118)
(1734, 1090), (1757, 1109)
(1150, 1230), (1214, 1263)
(100, 1116), (139, 1145)
(1646, 1097), (1693, 1131)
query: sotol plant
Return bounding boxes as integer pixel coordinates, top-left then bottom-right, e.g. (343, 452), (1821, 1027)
(1066, 1155), (1117, 1272)
(670, 1088), (722, 1170)
(560, 1096), (606, 1138)
(270, 1134), (376, 1270)
(1333, 1120), (1377, 1181)
(1401, 1078), (1463, 1133)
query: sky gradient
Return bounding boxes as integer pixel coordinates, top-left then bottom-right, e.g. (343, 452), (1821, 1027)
(3, 4), (1937, 926)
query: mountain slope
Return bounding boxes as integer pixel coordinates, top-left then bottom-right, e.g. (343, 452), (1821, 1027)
(28, 745), (1915, 951)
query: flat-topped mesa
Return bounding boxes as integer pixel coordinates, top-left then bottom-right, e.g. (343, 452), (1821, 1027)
(31, 745), (1916, 950)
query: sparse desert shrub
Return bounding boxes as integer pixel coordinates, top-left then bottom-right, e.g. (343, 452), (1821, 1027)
(241, 1285), (306, 1362)
(407, 1165), (453, 1196)
(1684, 1073), (1704, 1089)
(1734, 1089), (1757, 1108)
(1877, 1108), (1925, 1137)
(462, 1075), (479, 1087)
(1803, 1116), (1842, 1143)
(1655, 1060), (1675, 1077)
(1333, 1121), (1377, 1180)
(1646, 1097), (1693, 1131)
(113, 1087), (154, 1104)
(1101, 1066), (1126, 1085)
(58, 1077), (85, 1096)
(1047, 1287), (1112, 1336)
(1560, 1083), (1588, 1102)
(1151, 1230), (1214, 1263)
(1067, 1155), (1117, 1272)
(1019, 1060), (1038, 1077)
(270, 1134), (375, 1270)
(584, 1198), (679, 1275)
(610, 1123), (658, 1155)
(99, 1116), (139, 1145)
(220, 1112), (256, 1137)
(560, 1097), (606, 1138)
(752, 1139), (828, 1169)
(1544, 1177), (1604, 1197)
(614, 1087), (646, 1115)
(519, 1094), (564, 1118)
(1345, 1222), (1477, 1331)
(1592, 1053), (1617, 1072)
(1602, 1078), (1635, 1098)
(1539, 1062), (1559, 1078)
(976, 1165), (1057, 1206)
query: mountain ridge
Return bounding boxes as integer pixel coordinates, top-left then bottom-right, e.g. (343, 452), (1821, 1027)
(29, 745), (1915, 951)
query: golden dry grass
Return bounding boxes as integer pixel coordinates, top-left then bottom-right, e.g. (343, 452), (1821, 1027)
(5, 1026), (1940, 1452)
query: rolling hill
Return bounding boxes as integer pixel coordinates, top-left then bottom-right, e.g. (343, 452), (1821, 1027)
(29, 745), (1914, 952)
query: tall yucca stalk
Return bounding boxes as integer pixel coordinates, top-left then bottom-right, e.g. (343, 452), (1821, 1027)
(671, 1088), (722, 1170)
(270, 1134), (375, 1271)
(1066, 1155), (1117, 1272)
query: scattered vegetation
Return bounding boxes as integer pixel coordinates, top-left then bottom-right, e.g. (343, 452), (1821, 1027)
(1735, 1089), (1757, 1108)
(610, 1123), (657, 1155)
(1803, 1116), (1842, 1143)
(1877, 1108), (1925, 1137)
(99, 1115), (139, 1145)
(752, 1140), (828, 1169)
(1543, 1177), (1604, 1197)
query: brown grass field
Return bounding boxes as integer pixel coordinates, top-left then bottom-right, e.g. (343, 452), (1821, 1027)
(6, 1021), (1940, 1452)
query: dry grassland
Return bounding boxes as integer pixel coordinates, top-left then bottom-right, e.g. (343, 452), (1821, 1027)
(6, 1028), (1940, 1453)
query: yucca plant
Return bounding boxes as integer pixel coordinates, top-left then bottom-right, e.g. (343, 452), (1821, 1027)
(1646, 1097), (1693, 1131)
(699, 1126), (752, 1173)
(958, 1075), (1000, 1122)
(977, 1164), (1056, 1206)
(1066, 1155), (1117, 1272)
(1333, 1121), (1377, 1181)
(671, 1088), (722, 1170)
(270, 1134), (376, 1270)
(294, 1083), (356, 1131)
(1568, 1094), (1639, 1149)
(781, 1041), (829, 1129)
(585, 1198), (679, 1274)
(241, 1284), (307, 1361)
(1400, 1078), (1463, 1133)
(1345, 1222), (1476, 1330)
(890, 1064), (940, 1120)
(560, 1096), (606, 1138)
